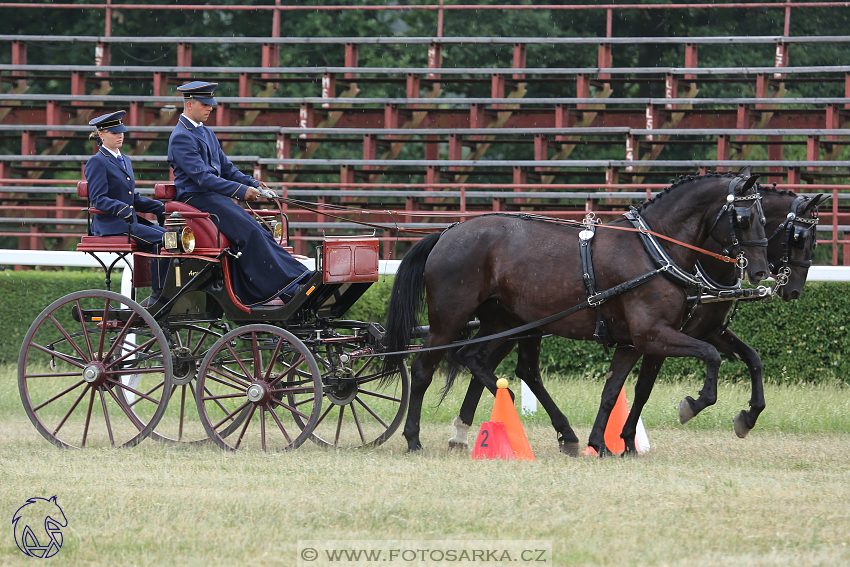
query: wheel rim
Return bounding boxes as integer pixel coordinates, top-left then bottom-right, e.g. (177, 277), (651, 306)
(18, 290), (172, 449)
(148, 323), (228, 444)
(195, 325), (322, 451)
(292, 343), (409, 449)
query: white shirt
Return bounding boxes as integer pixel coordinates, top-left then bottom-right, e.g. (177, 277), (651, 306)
(101, 145), (123, 160)
(182, 114), (204, 128)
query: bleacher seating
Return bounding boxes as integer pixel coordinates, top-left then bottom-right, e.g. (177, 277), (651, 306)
(2, 31), (849, 263)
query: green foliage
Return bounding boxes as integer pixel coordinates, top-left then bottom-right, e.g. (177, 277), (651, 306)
(2, 271), (850, 385)
(0, 270), (106, 364)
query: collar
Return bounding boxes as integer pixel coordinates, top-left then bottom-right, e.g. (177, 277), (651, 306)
(101, 146), (123, 159)
(181, 114), (204, 128)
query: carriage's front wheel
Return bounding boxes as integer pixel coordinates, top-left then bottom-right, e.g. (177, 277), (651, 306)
(293, 345), (410, 449)
(195, 324), (322, 451)
(18, 290), (173, 449)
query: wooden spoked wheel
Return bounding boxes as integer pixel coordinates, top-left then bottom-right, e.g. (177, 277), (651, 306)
(294, 341), (410, 449)
(18, 290), (173, 449)
(147, 323), (228, 444)
(195, 324), (322, 451)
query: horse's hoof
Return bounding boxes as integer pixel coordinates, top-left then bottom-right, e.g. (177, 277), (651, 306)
(678, 398), (696, 424)
(559, 441), (580, 457)
(733, 411), (751, 439)
(448, 440), (469, 452)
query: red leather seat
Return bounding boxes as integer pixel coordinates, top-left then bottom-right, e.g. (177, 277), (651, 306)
(164, 201), (231, 251)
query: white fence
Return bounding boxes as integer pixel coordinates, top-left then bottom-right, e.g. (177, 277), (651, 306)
(3, 249), (848, 415)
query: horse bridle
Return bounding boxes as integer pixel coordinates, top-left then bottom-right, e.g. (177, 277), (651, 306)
(707, 175), (768, 277)
(766, 193), (820, 288)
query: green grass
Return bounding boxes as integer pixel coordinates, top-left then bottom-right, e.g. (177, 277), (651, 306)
(2, 364), (849, 566)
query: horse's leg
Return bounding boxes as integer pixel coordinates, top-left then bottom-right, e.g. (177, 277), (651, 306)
(621, 354), (665, 455)
(586, 347), (642, 455)
(403, 348), (445, 452)
(680, 329), (764, 438)
(512, 337), (581, 456)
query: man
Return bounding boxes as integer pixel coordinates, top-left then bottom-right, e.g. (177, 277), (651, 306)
(167, 81), (311, 307)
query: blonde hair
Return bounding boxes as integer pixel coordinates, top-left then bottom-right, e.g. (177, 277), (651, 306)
(89, 130), (102, 146)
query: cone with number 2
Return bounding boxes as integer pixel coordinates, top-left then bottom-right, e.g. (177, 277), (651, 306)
(471, 379), (535, 461)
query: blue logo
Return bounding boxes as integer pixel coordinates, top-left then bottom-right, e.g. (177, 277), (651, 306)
(12, 496), (67, 559)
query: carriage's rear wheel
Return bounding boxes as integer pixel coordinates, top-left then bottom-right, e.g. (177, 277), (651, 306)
(195, 324), (322, 451)
(146, 323), (229, 444)
(289, 344), (409, 449)
(18, 290), (172, 449)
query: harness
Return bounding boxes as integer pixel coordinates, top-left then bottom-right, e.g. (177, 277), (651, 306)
(579, 174), (768, 350)
(766, 193), (820, 288)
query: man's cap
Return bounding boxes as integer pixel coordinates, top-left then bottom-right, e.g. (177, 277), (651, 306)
(177, 81), (218, 106)
(89, 110), (128, 133)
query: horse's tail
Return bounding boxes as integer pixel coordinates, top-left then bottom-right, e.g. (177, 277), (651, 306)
(382, 230), (443, 380)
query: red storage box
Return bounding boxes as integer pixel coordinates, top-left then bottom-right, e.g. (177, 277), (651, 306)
(322, 238), (379, 283)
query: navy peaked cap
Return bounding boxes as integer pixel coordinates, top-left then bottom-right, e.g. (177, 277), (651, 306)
(89, 110), (128, 133)
(177, 81), (218, 106)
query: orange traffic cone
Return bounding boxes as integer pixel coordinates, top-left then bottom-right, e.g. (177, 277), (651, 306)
(488, 378), (535, 461)
(471, 421), (514, 460)
(581, 387), (638, 456)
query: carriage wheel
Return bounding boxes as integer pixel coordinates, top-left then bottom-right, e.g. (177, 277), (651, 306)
(195, 324), (322, 451)
(291, 343), (409, 449)
(18, 290), (172, 449)
(146, 323), (229, 444)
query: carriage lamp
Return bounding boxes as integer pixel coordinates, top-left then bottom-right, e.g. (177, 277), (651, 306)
(163, 212), (196, 254)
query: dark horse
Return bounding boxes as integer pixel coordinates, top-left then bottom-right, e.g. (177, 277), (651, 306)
(383, 170), (770, 454)
(444, 184), (826, 454)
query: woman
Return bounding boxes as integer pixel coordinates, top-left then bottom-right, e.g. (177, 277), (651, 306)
(84, 110), (168, 302)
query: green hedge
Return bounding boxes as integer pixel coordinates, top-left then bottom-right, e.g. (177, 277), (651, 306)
(2, 271), (848, 384)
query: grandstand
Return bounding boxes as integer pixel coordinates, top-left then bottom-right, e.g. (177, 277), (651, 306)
(1, 2), (849, 263)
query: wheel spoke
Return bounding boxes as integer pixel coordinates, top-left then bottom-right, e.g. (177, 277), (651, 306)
(263, 337), (284, 382)
(357, 388), (402, 403)
(260, 405), (267, 452)
(350, 403), (366, 444)
(74, 299), (95, 361)
(206, 365), (251, 390)
(203, 385), (232, 416)
(106, 335), (161, 368)
(225, 342), (256, 386)
(233, 404), (257, 451)
(269, 397), (312, 421)
(315, 403), (334, 427)
(178, 385), (187, 442)
(355, 395), (390, 429)
(107, 378), (162, 405)
(125, 380), (165, 409)
(104, 384), (145, 431)
(32, 380), (86, 412)
(267, 352), (307, 387)
(251, 332), (262, 382)
(46, 315), (90, 365)
(334, 405), (345, 445)
(99, 388), (115, 447)
(102, 311), (139, 363)
(211, 399), (251, 431)
(80, 387), (96, 448)
(267, 405), (292, 444)
(96, 298), (112, 360)
(51, 384), (90, 437)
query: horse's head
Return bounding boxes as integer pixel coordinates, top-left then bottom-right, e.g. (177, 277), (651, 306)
(707, 166), (770, 283)
(763, 190), (827, 301)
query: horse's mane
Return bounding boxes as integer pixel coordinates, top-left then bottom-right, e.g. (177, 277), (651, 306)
(757, 183), (797, 199)
(632, 170), (738, 214)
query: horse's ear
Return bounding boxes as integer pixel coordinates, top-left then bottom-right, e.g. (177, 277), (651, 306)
(804, 194), (828, 213)
(737, 165), (753, 179)
(49, 496), (57, 504)
(741, 173), (760, 193)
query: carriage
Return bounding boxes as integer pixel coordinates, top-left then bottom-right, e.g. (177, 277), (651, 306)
(18, 182), (410, 451)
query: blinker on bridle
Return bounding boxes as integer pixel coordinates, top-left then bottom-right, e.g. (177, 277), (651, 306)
(708, 174), (768, 262)
(767, 194), (820, 285)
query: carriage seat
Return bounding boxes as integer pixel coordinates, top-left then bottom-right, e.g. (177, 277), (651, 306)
(75, 181), (139, 253)
(156, 183), (231, 254)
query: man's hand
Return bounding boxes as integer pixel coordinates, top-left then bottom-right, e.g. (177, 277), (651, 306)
(245, 186), (262, 202)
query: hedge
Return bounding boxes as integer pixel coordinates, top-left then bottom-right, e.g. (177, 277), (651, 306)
(2, 271), (848, 384)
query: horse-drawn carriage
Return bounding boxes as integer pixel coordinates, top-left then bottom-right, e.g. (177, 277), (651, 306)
(18, 182), (409, 451)
(18, 168), (825, 456)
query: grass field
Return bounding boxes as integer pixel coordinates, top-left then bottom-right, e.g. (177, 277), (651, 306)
(2, 363), (849, 566)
